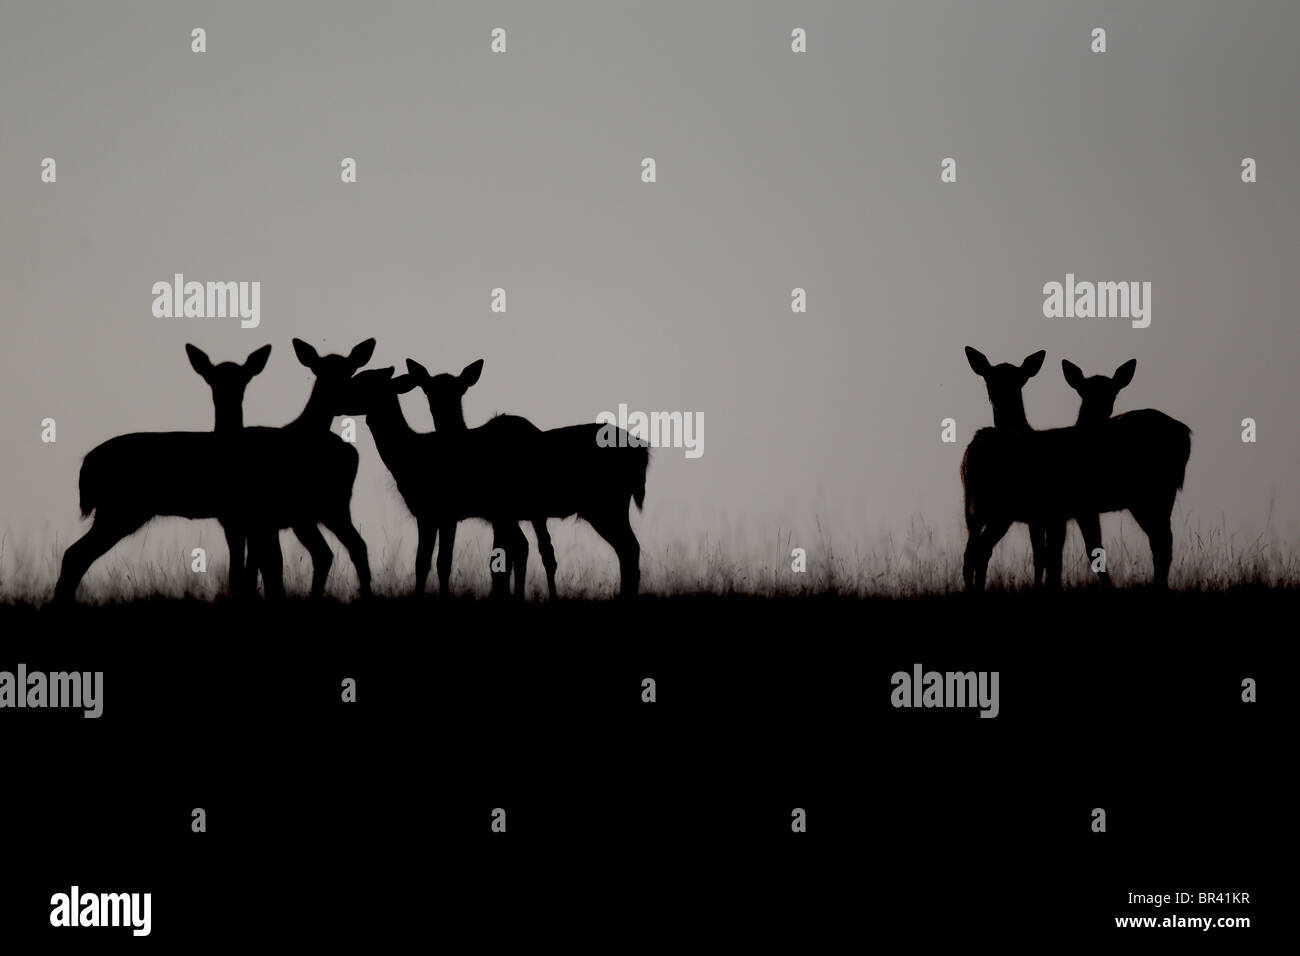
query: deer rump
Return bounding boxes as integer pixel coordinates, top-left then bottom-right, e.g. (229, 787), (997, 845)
(77, 428), (358, 522)
(407, 422), (649, 520)
(963, 409), (1191, 521)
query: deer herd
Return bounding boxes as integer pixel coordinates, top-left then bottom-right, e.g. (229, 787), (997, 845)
(53, 339), (647, 603)
(51, 340), (1191, 602)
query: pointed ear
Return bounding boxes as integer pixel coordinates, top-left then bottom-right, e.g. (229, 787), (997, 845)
(1113, 358), (1136, 390)
(1061, 359), (1085, 392)
(391, 374), (418, 395)
(243, 344), (272, 378)
(459, 359), (484, 391)
(293, 338), (320, 370)
(348, 338), (377, 370)
(964, 346), (991, 377)
(186, 344), (214, 380)
(1021, 350), (1046, 378)
(405, 358), (430, 381)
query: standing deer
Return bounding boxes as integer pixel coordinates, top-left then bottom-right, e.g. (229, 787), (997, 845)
(335, 367), (648, 598)
(241, 337), (376, 599)
(404, 358), (558, 599)
(1041, 358), (1138, 587)
(54, 340), (375, 603)
(961, 347), (1050, 589)
(186, 342), (359, 600)
(961, 348), (1190, 590)
(185, 343), (272, 597)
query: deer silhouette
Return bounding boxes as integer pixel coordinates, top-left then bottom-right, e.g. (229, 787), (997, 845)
(185, 342), (273, 597)
(335, 367), (648, 598)
(961, 348), (1191, 590)
(961, 348), (1050, 589)
(54, 340), (375, 603)
(1042, 358), (1139, 587)
(186, 342), (361, 600)
(404, 358), (558, 599)
(240, 337), (376, 599)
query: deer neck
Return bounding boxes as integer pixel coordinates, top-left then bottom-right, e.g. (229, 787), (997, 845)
(992, 396), (1031, 431)
(289, 380), (335, 432)
(1075, 405), (1110, 427)
(213, 401), (243, 432)
(365, 395), (422, 478)
(432, 400), (468, 434)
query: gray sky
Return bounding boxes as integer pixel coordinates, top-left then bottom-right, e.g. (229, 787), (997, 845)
(2, 1), (1297, 590)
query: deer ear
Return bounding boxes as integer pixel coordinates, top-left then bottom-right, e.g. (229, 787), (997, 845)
(186, 344), (214, 380)
(392, 374), (418, 395)
(1113, 359), (1136, 390)
(293, 338), (320, 370)
(243, 344), (272, 378)
(1061, 360), (1085, 392)
(964, 346), (991, 377)
(348, 338), (377, 369)
(1021, 350), (1046, 378)
(460, 359), (484, 391)
(405, 358), (430, 381)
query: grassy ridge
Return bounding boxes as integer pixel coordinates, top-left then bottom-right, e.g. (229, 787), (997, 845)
(2, 512), (1297, 605)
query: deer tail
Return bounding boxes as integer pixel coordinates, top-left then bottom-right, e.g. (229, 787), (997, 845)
(1173, 423), (1192, 491)
(631, 447), (649, 510)
(78, 449), (101, 517)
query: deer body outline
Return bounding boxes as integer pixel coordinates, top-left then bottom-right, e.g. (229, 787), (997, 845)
(186, 342), (366, 600)
(54, 340), (375, 603)
(961, 347), (1051, 589)
(405, 358), (558, 599)
(185, 342), (274, 597)
(1039, 357), (1138, 587)
(961, 348), (1191, 590)
(336, 367), (648, 598)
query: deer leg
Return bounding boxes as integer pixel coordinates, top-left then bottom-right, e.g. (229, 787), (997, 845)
(1044, 520), (1066, 590)
(1132, 505), (1174, 589)
(1028, 521), (1047, 588)
(588, 510), (640, 598)
(962, 525), (983, 591)
(54, 511), (148, 603)
(436, 520), (457, 597)
(293, 523), (333, 599)
(1151, 524), (1173, 590)
(321, 512), (370, 599)
(962, 503), (984, 591)
(1077, 513), (1110, 588)
(249, 530), (285, 600)
(222, 520), (246, 598)
(496, 522), (529, 600)
(533, 518), (558, 599)
(973, 518), (1013, 591)
(414, 516), (436, 596)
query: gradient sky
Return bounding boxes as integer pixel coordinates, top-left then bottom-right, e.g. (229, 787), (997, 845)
(2, 1), (1297, 590)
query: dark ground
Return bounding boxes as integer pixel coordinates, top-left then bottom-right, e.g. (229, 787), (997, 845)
(0, 589), (1285, 945)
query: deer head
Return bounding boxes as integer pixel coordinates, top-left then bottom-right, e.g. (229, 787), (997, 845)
(404, 358), (483, 431)
(1062, 359), (1136, 425)
(334, 367), (421, 417)
(964, 346), (1046, 430)
(186, 343), (272, 430)
(290, 338), (377, 428)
